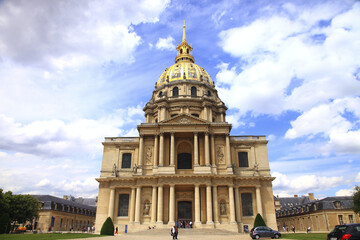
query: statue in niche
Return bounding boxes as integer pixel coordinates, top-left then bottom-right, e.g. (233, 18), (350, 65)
(217, 146), (224, 164)
(220, 201), (226, 215)
(143, 201), (150, 216)
(146, 147), (152, 165)
(112, 164), (118, 177)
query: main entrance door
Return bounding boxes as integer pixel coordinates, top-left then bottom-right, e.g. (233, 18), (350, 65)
(178, 201), (192, 221)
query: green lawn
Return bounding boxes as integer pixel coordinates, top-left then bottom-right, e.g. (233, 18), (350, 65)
(0, 233), (105, 240)
(282, 233), (328, 240)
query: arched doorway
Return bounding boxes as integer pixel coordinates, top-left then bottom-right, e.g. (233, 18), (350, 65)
(178, 201), (192, 222)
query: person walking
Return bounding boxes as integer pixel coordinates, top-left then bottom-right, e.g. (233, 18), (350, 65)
(171, 225), (178, 239)
(115, 226), (118, 234)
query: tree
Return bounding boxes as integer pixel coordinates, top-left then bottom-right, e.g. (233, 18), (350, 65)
(253, 213), (267, 228)
(353, 185), (360, 214)
(100, 217), (114, 236)
(0, 189), (40, 233)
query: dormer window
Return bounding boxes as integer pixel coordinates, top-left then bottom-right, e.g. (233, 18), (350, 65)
(333, 201), (341, 209)
(191, 113), (199, 118)
(159, 91), (163, 97)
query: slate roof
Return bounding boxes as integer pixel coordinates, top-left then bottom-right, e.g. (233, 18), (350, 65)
(276, 196), (354, 218)
(33, 195), (96, 211)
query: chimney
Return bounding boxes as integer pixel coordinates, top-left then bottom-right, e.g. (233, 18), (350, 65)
(308, 193), (315, 201)
(294, 195), (298, 197)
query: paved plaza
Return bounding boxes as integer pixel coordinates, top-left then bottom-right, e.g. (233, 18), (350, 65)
(68, 228), (291, 240)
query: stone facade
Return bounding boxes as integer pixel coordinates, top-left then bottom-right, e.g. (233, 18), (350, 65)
(95, 24), (277, 233)
(33, 195), (96, 232)
(275, 194), (359, 232)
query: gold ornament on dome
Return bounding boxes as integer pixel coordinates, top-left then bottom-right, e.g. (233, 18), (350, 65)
(156, 22), (214, 88)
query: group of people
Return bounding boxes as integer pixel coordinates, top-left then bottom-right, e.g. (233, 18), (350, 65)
(177, 220), (192, 228)
(282, 225), (310, 233)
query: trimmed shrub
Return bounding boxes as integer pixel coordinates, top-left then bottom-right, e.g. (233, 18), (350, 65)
(0, 213), (10, 234)
(253, 213), (266, 228)
(100, 217), (114, 236)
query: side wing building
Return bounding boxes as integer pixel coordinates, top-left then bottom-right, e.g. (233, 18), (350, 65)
(95, 24), (277, 233)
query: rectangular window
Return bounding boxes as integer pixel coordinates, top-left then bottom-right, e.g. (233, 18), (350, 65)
(121, 153), (132, 168)
(238, 152), (249, 167)
(349, 215), (353, 223)
(118, 194), (129, 217)
(338, 215), (343, 225)
(241, 193), (253, 216)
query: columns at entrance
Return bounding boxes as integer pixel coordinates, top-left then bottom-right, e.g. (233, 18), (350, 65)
(234, 186), (241, 223)
(129, 187), (136, 223)
(256, 186), (263, 216)
(134, 186), (142, 223)
(206, 185), (213, 224)
(151, 186), (157, 223)
(170, 132), (175, 166)
(169, 184), (175, 225)
(225, 134), (231, 168)
(205, 132), (210, 166)
(139, 135), (144, 167)
(159, 133), (164, 166)
(194, 133), (199, 166)
(153, 135), (158, 167)
(108, 188), (115, 220)
(194, 184), (201, 224)
(157, 185), (164, 224)
(212, 186), (219, 224)
(228, 185), (236, 224)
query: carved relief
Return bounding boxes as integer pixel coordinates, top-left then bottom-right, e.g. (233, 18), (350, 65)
(216, 145), (225, 164)
(145, 146), (153, 165)
(220, 200), (227, 215)
(178, 117), (191, 124)
(143, 201), (150, 216)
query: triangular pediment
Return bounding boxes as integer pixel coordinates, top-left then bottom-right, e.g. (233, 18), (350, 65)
(161, 113), (209, 124)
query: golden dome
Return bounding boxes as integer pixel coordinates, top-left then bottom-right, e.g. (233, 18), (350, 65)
(156, 22), (214, 88)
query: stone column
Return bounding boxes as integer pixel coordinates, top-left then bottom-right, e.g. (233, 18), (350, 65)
(220, 113), (224, 122)
(153, 135), (158, 167)
(129, 187), (136, 223)
(210, 134), (216, 166)
(205, 132), (210, 166)
(108, 188), (115, 220)
(170, 132), (175, 166)
(139, 135), (144, 167)
(212, 186), (219, 223)
(234, 186), (241, 223)
(256, 186), (263, 216)
(169, 184), (175, 225)
(194, 184), (201, 224)
(225, 134), (231, 167)
(204, 106), (208, 120)
(194, 132), (199, 166)
(134, 186), (142, 223)
(209, 108), (213, 122)
(159, 133), (164, 166)
(162, 107), (166, 121)
(228, 185), (236, 223)
(157, 185), (163, 224)
(151, 186), (157, 223)
(206, 185), (213, 224)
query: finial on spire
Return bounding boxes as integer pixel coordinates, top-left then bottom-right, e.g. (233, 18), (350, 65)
(182, 20), (186, 42)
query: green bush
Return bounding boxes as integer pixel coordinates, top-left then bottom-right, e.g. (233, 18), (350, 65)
(100, 217), (114, 236)
(253, 213), (266, 228)
(0, 212), (10, 234)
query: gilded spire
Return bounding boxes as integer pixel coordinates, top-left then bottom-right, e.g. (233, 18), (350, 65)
(182, 20), (186, 43)
(175, 21), (194, 64)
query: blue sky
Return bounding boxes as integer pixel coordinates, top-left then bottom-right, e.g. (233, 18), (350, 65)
(0, 0), (359, 199)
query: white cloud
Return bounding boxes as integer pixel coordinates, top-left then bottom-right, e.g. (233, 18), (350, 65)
(355, 172), (360, 182)
(216, 2), (360, 156)
(155, 36), (176, 51)
(336, 188), (354, 196)
(273, 172), (344, 196)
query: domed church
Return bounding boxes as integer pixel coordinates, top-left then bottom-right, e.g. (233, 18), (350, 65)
(95, 23), (277, 233)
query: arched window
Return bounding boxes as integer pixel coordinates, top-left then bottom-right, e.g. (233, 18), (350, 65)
(173, 87), (179, 97)
(180, 49), (183, 54)
(158, 91), (163, 97)
(187, 49), (189, 54)
(121, 153), (131, 168)
(191, 86), (197, 96)
(207, 90), (211, 96)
